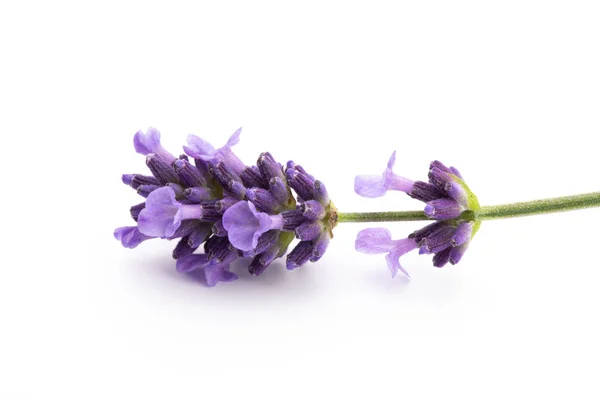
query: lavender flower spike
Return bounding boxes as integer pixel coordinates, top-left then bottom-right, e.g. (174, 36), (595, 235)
(133, 127), (176, 162)
(222, 201), (284, 252)
(356, 228), (417, 278)
(354, 151), (414, 198)
(137, 186), (202, 238)
(118, 127), (337, 286)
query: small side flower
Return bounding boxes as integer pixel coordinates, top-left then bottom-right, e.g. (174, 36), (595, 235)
(354, 152), (481, 276)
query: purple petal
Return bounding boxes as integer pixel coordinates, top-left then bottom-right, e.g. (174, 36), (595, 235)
(184, 134), (216, 159)
(222, 201), (283, 252)
(354, 174), (388, 198)
(355, 228), (395, 254)
(185, 129), (246, 177)
(133, 127), (160, 155)
(204, 259), (239, 287)
(385, 238), (417, 278)
(133, 127), (175, 161)
(354, 151), (413, 198)
(114, 226), (152, 248)
(226, 127), (242, 147)
(385, 252), (410, 278)
(137, 187), (181, 237)
(176, 254), (210, 273)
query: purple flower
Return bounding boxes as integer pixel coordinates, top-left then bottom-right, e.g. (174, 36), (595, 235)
(356, 228), (417, 278)
(117, 127), (337, 285)
(355, 154), (480, 274)
(114, 226), (152, 248)
(133, 127), (176, 162)
(356, 221), (477, 276)
(354, 151), (415, 198)
(184, 128), (247, 177)
(137, 186), (203, 238)
(222, 201), (284, 252)
(355, 152), (479, 220)
(176, 253), (238, 287)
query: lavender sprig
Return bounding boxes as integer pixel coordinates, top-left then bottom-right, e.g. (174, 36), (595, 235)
(116, 128), (600, 285)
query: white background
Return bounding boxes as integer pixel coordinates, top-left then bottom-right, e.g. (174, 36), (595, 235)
(2, 1), (600, 399)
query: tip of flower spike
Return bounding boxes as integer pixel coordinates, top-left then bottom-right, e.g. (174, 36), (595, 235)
(118, 129), (337, 286)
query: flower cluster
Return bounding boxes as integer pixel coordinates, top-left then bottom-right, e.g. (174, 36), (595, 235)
(354, 152), (480, 277)
(115, 128), (337, 286)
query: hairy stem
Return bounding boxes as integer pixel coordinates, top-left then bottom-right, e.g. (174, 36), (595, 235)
(337, 211), (428, 223)
(337, 192), (600, 223)
(476, 192), (600, 220)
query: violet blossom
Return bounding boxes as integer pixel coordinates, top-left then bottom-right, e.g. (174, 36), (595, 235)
(355, 152), (480, 276)
(115, 127), (337, 286)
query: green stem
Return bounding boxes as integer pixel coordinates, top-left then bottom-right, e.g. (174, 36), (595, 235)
(476, 191), (600, 220)
(337, 192), (600, 223)
(337, 210), (428, 223)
